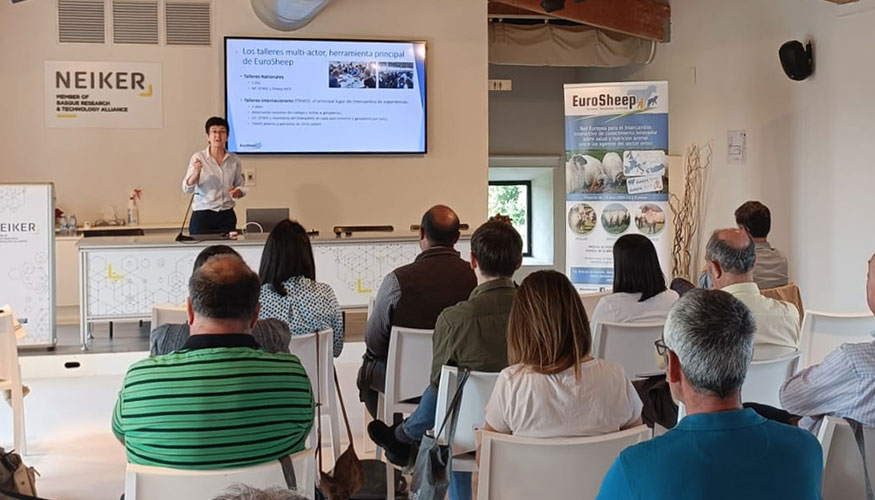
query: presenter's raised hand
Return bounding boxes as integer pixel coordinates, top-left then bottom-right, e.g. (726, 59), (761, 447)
(229, 187), (243, 199)
(193, 157), (204, 172)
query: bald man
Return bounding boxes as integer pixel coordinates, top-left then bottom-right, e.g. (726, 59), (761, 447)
(705, 228), (800, 360)
(357, 205), (477, 417)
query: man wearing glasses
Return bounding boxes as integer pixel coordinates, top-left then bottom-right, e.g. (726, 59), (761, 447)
(597, 289), (822, 499)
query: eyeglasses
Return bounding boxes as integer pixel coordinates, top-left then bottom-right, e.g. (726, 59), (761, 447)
(654, 338), (669, 356)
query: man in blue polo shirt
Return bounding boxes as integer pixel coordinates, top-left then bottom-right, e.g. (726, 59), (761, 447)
(597, 289), (821, 500)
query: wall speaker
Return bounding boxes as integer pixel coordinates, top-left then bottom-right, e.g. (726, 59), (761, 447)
(779, 40), (813, 81)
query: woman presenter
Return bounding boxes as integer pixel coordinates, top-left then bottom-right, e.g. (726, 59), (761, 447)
(181, 116), (245, 235)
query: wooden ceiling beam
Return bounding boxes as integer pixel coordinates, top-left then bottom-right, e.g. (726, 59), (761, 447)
(490, 0), (671, 42)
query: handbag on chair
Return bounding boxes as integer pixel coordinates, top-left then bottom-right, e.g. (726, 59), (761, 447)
(408, 368), (470, 500)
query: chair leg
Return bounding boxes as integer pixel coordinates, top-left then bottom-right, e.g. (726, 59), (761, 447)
(12, 377), (26, 456)
(386, 461), (395, 500)
(363, 405), (376, 455)
(374, 394), (384, 461)
(328, 403), (342, 465)
(109, 321), (113, 339)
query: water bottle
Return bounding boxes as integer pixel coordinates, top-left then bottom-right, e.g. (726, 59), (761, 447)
(59, 215), (68, 236)
(69, 214), (77, 234)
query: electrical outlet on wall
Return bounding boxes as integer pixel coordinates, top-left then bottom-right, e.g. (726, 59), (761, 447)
(243, 168), (256, 187)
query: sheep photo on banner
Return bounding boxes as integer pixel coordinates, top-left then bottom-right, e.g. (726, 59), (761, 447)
(564, 81), (671, 292)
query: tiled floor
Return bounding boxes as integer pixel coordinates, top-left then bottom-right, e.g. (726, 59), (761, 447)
(1, 339), (374, 500)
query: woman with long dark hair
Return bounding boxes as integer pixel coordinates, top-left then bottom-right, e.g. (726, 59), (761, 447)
(258, 219), (344, 356)
(589, 234), (678, 333)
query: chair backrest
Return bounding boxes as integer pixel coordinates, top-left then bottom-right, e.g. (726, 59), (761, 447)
(288, 329), (334, 405)
(817, 416), (875, 500)
(150, 305), (188, 329)
(0, 309), (21, 383)
(433, 366), (500, 455)
(124, 448), (315, 500)
(385, 326), (434, 405)
(593, 322), (665, 378)
(579, 291), (610, 319)
(800, 311), (875, 368)
(740, 353), (801, 408)
(477, 426), (651, 500)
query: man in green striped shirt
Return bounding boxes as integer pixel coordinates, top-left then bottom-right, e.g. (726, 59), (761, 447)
(112, 253), (315, 470)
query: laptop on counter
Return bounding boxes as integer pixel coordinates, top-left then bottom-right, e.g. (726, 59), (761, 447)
(245, 208), (290, 234)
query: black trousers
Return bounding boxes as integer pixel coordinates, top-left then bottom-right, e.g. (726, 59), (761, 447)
(189, 209), (236, 235)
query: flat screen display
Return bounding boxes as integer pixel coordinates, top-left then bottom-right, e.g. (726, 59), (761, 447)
(225, 37), (427, 154)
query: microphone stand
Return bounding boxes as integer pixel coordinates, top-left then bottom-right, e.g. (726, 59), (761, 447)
(175, 193), (196, 242)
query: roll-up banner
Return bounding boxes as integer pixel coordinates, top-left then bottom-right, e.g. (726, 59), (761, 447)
(564, 81), (670, 292)
(0, 184), (56, 346)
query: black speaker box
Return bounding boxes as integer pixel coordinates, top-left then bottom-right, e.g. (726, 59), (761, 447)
(779, 40), (813, 81)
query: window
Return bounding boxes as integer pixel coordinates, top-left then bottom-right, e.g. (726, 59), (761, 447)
(488, 180), (532, 256)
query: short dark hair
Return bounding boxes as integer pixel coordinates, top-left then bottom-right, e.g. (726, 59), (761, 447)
(612, 234), (667, 301)
(259, 220), (316, 296)
(421, 206), (460, 247)
(189, 254), (260, 321)
(193, 245), (240, 273)
(706, 230), (756, 274)
(471, 220), (523, 278)
(205, 116), (229, 134)
(735, 201), (771, 238)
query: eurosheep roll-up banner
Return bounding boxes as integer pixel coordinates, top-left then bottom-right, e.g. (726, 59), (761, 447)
(0, 184), (56, 347)
(564, 81), (670, 292)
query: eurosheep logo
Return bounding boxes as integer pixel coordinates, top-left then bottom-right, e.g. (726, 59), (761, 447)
(572, 85), (660, 112)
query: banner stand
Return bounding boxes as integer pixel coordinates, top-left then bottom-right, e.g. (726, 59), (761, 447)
(564, 81), (671, 291)
(0, 183), (57, 349)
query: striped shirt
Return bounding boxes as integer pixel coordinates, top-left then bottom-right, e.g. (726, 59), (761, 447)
(112, 339), (314, 470)
(780, 341), (875, 432)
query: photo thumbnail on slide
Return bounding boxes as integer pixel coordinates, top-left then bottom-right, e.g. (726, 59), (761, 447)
(378, 62), (415, 89)
(328, 61), (377, 89)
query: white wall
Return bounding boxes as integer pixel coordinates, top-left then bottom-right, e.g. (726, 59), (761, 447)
(0, 0), (488, 235)
(490, 0), (875, 311)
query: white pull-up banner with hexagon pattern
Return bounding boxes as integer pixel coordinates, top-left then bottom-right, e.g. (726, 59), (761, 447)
(0, 183), (56, 347)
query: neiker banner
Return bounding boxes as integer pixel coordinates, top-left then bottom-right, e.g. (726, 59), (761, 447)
(564, 81), (671, 292)
(45, 61), (163, 128)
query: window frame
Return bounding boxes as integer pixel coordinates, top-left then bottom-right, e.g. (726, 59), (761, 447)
(488, 179), (533, 257)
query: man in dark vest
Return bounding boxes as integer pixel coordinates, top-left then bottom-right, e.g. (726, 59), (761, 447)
(357, 205), (477, 417)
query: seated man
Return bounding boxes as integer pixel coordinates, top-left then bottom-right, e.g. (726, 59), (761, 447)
(705, 228), (800, 360)
(113, 253), (314, 469)
(150, 245), (291, 355)
(779, 252), (875, 432)
(368, 219), (522, 458)
(597, 289), (822, 499)
(357, 205), (477, 417)
(698, 201), (789, 290)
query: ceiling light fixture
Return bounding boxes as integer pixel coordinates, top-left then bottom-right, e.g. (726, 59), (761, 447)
(540, 0), (564, 13)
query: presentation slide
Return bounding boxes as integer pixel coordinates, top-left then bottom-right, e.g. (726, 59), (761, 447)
(225, 38), (427, 154)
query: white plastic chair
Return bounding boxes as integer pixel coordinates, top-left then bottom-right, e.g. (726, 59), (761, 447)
(288, 329), (341, 464)
(800, 311), (875, 368)
(379, 326), (434, 500)
(593, 322), (665, 378)
(477, 426), (651, 500)
(432, 366), (500, 474)
(150, 305), (188, 328)
(124, 448), (315, 500)
(0, 309), (25, 455)
(740, 353), (801, 408)
(580, 291), (610, 319)
(817, 416), (875, 500)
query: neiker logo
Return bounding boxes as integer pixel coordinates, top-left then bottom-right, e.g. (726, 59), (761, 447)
(56, 71), (146, 90)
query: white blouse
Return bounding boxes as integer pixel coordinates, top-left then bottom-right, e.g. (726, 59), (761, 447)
(484, 358), (643, 438)
(589, 289), (678, 334)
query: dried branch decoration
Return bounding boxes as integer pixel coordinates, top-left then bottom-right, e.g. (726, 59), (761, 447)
(670, 143), (712, 280)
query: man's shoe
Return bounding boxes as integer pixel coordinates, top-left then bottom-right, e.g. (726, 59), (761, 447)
(368, 420), (411, 467)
